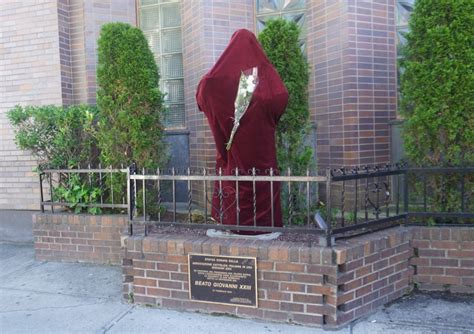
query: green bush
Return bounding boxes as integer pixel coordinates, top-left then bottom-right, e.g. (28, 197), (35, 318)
(259, 19), (313, 225)
(400, 0), (474, 167)
(54, 173), (102, 214)
(8, 104), (104, 214)
(258, 19), (313, 175)
(96, 22), (167, 170)
(400, 0), (474, 217)
(7, 104), (98, 170)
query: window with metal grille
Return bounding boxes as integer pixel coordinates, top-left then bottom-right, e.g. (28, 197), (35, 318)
(255, 0), (306, 53)
(139, 0), (185, 128)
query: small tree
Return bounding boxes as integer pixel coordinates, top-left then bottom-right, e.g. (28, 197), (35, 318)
(400, 0), (473, 167)
(96, 22), (167, 170)
(400, 0), (474, 216)
(259, 19), (313, 224)
(258, 19), (313, 175)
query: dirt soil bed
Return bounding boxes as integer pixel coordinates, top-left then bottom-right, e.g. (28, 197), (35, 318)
(147, 223), (322, 244)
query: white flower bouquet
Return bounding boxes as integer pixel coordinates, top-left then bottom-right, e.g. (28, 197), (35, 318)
(226, 67), (259, 151)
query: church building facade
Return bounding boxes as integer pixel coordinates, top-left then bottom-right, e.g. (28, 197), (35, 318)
(0, 0), (412, 210)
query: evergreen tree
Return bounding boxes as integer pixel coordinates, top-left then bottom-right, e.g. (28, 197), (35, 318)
(400, 0), (474, 167)
(258, 19), (313, 175)
(96, 22), (167, 169)
(400, 0), (473, 216)
(259, 19), (313, 224)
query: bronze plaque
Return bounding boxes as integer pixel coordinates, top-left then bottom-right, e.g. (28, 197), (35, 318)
(188, 254), (258, 307)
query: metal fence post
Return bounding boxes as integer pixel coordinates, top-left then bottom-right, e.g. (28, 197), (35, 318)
(127, 163), (136, 235)
(39, 173), (44, 213)
(404, 168), (409, 224)
(324, 168), (333, 247)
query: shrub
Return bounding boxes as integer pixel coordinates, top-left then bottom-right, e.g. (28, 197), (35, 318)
(54, 173), (103, 214)
(96, 22), (167, 170)
(400, 0), (474, 217)
(96, 22), (168, 214)
(400, 0), (474, 167)
(8, 104), (104, 214)
(7, 104), (98, 170)
(258, 19), (313, 175)
(259, 19), (314, 224)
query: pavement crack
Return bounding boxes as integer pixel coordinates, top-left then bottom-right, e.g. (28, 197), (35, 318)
(0, 261), (45, 279)
(0, 286), (116, 301)
(0, 301), (109, 314)
(374, 319), (474, 332)
(101, 305), (135, 333)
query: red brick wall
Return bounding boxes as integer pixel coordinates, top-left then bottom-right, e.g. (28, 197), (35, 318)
(411, 227), (474, 294)
(332, 227), (413, 326)
(31, 213), (474, 328)
(122, 236), (337, 326)
(122, 227), (419, 328)
(345, 0), (397, 166)
(307, 1), (348, 168)
(80, 0), (137, 105)
(33, 213), (128, 265)
(58, 0), (73, 106)
(307, 0), (397, 169)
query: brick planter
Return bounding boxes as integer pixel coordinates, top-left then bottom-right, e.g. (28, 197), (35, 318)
(123, 236), (335, 326)
(33, 213), (128, 265)
(331, 228), (413, 325)
(32, 212), (474, 328)
(122, 227), (414, 328)
(411, 227), (474, 294)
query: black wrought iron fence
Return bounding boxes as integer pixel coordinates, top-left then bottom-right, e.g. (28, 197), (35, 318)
(39, 166), (128, 213)
(406, 167), (473, 223)
(127, 165), (326, 236)
(326, 164), (409, 238)
(39, 163), (474, 245)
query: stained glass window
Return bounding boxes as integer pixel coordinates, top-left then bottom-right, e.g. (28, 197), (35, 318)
(256, 0), (306, 51)
(139, 0), (185, 128)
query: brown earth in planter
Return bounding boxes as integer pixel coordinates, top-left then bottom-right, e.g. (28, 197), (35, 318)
(145, 212), (322, 244)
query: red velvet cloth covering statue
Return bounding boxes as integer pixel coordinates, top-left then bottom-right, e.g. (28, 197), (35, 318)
(196, 29), (288, 233)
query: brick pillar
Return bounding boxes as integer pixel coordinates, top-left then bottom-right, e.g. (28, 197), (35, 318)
(308, 0), (397, 170)
(71, 0), (137, 105)
(58, 0), (74, 106)
(346, 0), (397, 167)
(53, 0), (138, 106)
(182, 0), (255, 205)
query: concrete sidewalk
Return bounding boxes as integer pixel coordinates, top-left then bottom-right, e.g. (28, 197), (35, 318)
(1, 243), (473, 334)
